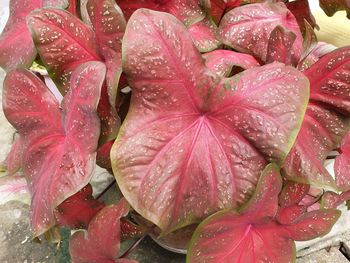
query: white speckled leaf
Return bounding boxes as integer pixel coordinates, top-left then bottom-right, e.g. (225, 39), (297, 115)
(111, 9), (309, 232)
(218, 2), (303, 63)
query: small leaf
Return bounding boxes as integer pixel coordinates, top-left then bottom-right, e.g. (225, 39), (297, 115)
(3, 61), (105, 236)
(279, 181), (310, 208)
(218, 2), (303, 63)
(0, 173), (30, 205)
(69, 198), (136, 263)
(319, 0), (350, 18)
(286, 0), (318, 33)
(266, 25), (297, 65)
(3, 136), (23, 175)
(55, 184), (105, 229)
(203, 49), (260, 77)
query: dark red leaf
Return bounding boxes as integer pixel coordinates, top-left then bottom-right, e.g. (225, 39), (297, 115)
(286, 0), (317, 33)
(55, 184), (105, 229)
(279, 181), (310, 208)
(266, 25), (297, 65)
(319, 0), (350, 18)
(3, 61), (105, 236)
(112, 9), (309, 232)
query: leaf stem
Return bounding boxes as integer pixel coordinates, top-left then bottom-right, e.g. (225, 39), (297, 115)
(96, 180), (116, 200)
(119, 235), (146, 259)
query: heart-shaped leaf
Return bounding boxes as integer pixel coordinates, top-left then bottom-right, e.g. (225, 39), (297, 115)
(319, 0), (350, 18)
(187, 164), (340, 263)
(335, 132), (350, 190)
(283, 46), (350, 189)
(111, 9), (309, 232)
(3, 61), (105, 236)
(0, 0), (68, 71)
(217, 2), (303, 63)
(203, 50), (260, 77)
(55, 184), (105, 229)
(69, 198), (137, 263)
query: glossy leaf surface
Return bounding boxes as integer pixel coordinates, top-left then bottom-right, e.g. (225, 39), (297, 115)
(112, 9), (309, 232)
(284, 46), (350, 189)
(3, 62), (105, 236)
(218, 2), (303, 63)
(69, 198), (136, 263)
(187, 164), (340, 263)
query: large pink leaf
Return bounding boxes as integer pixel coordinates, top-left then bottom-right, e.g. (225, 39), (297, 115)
(3, 61), (105, 236)
(187, 165), (340, 263)
(0, 0), (68, 71)
(69, 198), (137, 263)
(111, 9), (309, 232)
(203, 50), (260, 77)
(116, 0), (204, 26)
(283, 46), (350, 189)
(217, 2), (303, 63)
(335, 132), (350, 190)
(319, 0), (350, 18)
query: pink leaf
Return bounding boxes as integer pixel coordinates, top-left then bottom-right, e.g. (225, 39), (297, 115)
(187, 165), (340, 263)
(266, 25), (297, 65)
(0, 173), (30, 205)
(188, 18), (220, 52)
(27, 8), (101, 92)
(218, 2), (303, 63)
(3, 61), (105, 236)
(69, 198), (135, 263)
(335, 132), (350, 190)
(284, 209), (340, 241)
(3, 136), (23, 175)
(55, 184), (105, 229)
(115, 0), (205, 26)
(322, 190), (350, 208)
(0, 0), (67, 71)
(283, 46), (350, 189)
(319, 0), (350, 18)
(279, 181), (310, 208)
(203, 50), (260, 77)
(87, 0), (126, 107)
(112, 9), (309, 232)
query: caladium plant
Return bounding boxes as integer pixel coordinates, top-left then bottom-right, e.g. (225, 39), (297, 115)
(1, 0), (350, 262)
